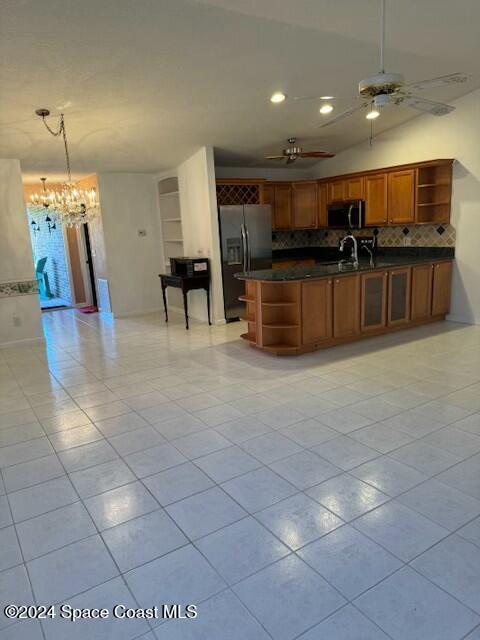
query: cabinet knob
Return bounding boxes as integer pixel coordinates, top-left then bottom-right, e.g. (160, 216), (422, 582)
(328, 280), (332, 284)
(335, 280), (339, 284)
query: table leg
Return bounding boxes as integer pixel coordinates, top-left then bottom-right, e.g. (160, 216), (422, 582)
(161, 283), (168, 323)
(182, 289), (189, 330)
(206, 287), (211, 325)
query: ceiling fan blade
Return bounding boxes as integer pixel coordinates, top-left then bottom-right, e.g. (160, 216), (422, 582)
(319, 101), (371, 128)
(405, 72), (469, 93)
(403, 95), (455, 116)
(299, 151), (335, 158)
(265, 155), (285, 160)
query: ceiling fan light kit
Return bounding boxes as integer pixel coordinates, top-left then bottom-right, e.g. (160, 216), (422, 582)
(265, 137), (334, 164)
(274, 0), (469, 135)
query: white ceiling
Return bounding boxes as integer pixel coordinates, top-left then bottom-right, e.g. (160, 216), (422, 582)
(1, 0), (479, 181)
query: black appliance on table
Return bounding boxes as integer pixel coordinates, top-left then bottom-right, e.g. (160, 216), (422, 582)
(159, 257), (210, 330)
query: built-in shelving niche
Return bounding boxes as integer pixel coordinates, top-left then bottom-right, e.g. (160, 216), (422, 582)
(259, 282), (301, 351)
(416, 163), (452, 225)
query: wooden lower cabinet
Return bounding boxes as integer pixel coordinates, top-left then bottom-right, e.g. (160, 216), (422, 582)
(333, 275), (360, 338)
(361, 271), (388, 332)
(432, 261), (453, 315)
(411, 263), (433, 321)
(240, 260), (452, 355)
(302, 279), (333, 345)
(388, 267), (411, 326)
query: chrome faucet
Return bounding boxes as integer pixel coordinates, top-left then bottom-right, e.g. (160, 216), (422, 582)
(339, 234), (359, 267)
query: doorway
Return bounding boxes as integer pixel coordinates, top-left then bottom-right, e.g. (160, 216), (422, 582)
(82, 223), (98, 308)
(27, 209), (72, 310)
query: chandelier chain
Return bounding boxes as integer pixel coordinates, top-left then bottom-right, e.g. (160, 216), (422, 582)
(40, 113), (72, 182)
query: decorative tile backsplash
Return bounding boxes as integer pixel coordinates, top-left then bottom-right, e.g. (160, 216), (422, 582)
(273, 224), (456, 250)
(0, 279), (38, 298)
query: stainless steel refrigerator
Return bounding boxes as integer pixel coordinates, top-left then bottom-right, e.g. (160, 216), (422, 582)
(218, 205), (272, 321)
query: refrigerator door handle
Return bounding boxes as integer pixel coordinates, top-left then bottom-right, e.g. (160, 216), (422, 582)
(240, 223), (247, 272)
(245, 225), (251, 270)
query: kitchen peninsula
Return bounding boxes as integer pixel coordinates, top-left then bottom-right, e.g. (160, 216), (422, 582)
(236, 253), (453, 355)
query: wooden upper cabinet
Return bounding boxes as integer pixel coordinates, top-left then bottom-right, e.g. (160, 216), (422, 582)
(388, 169), (415, 224)
(302, 279), (333, 345)
(345, 177), (364, 200)
(260, 183), (274, 207)
(432, 261), (453, 316)
(333, 275), (360, 338)
(273, 183), (292, 230)
(365, 173), (388, 226)
(318, 183), (328, 228)
(411, 263), (433, 321)
(328, 180), (345, 203)
(292, 182), (317, 229)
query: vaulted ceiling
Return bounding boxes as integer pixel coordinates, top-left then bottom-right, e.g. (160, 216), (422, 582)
(1, 0), (479, 180)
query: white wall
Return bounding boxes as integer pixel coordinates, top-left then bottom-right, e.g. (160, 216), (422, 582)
(178, 147), (224, 323)
(97, 173), (164, 317)
(0, 160), (43, 346)
(215, 166), (314, 181)
(312, 88), (480, 325)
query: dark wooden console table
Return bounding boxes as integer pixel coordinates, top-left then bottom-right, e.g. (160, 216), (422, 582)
(158, 273), (211, 330)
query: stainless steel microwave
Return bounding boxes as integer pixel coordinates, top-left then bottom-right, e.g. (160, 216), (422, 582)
(327, 201), (364, 229)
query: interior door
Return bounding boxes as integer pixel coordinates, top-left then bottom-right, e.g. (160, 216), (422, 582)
(244, 205), (272, 272)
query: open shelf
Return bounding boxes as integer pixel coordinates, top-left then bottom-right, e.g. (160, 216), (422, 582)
(240, 332), (256, 344)
(418, 181), (450, 188)
(415, 162), (452, 224)
(241, 315), (256, 323)
(239, 295), (255, 303)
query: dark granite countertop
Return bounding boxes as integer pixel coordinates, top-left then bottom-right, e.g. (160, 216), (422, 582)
(236, 252), (454, 282)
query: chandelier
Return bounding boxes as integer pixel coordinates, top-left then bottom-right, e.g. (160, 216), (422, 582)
(29, 178), (57, 234)
(34, 108), (99, 227)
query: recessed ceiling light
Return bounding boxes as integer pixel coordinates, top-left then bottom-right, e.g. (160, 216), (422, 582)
(366, 109), (380, 120)
(320, 96), (334, 100)
(270, 92), (286, 104)
(319, 104), (334, 115)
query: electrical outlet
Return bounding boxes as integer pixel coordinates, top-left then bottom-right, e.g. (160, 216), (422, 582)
(403, 237), (412, 246)
(13, 316), (21, 327)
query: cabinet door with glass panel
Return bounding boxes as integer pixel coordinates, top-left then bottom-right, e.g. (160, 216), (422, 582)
(360, 271), (388, 332)
(388, 267), (411, 326)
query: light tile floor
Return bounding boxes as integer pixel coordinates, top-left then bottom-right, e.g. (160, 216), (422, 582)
(1, 309), (480, 639)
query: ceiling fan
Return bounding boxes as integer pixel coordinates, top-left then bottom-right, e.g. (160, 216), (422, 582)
(265, 137), (335, 164)
(294, 0), (470, 127)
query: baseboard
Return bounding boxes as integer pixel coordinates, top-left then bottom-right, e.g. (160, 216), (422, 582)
(112, 306), (163, 319)
(0, 335), (46, 349)
(446, 313), (479, 325)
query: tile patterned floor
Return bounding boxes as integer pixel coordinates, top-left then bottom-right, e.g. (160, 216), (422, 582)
(1, 309), (480, 639)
